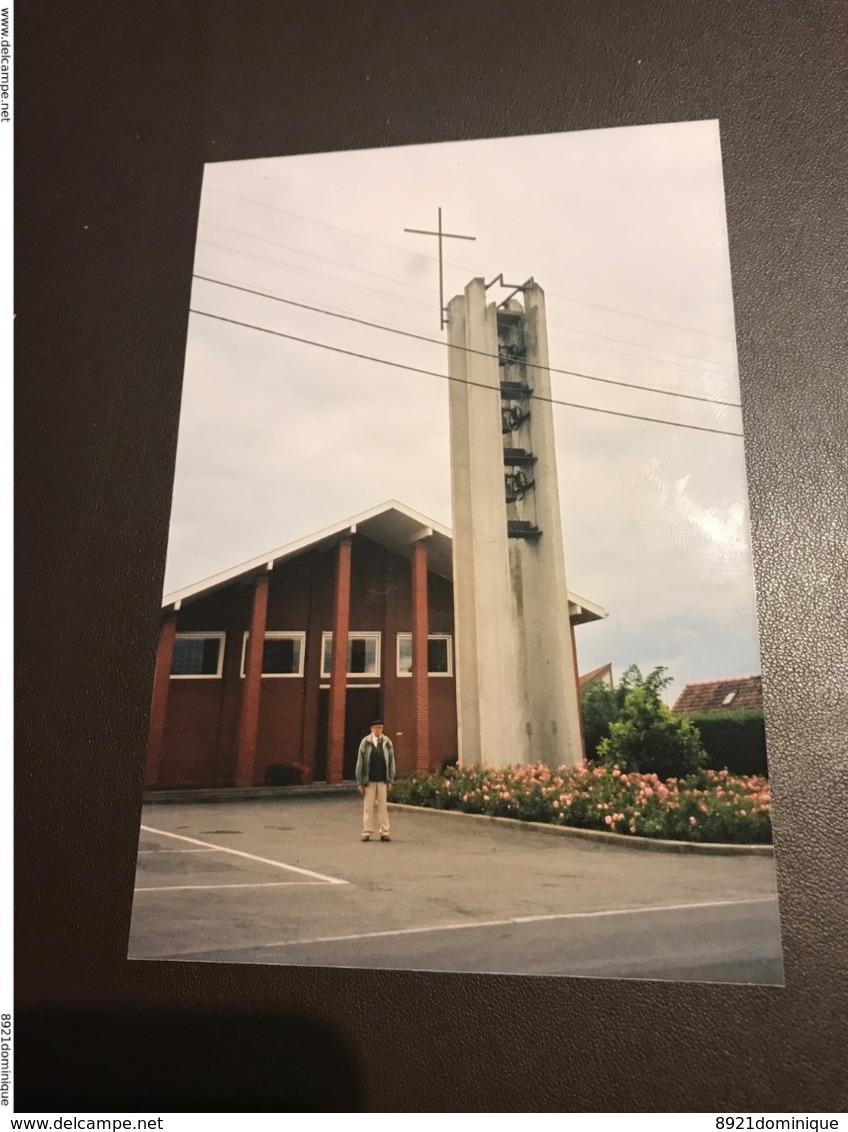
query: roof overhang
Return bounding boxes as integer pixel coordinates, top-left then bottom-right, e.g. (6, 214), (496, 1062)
(163, 500), (453, 609)
(163, 500), (609, 625)
(567, 592), (608, 625)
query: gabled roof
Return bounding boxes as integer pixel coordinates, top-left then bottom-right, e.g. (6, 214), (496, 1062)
(672, 675), (763, 714)
(163, 499), (607, 625)
(579, 663), (614, 688)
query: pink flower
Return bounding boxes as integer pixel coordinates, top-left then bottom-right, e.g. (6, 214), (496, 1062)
(604, 815), (614, 826)
(689, 816), (697, 825)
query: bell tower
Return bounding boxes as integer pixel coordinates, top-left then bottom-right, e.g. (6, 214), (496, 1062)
(447, 277), (583, 768)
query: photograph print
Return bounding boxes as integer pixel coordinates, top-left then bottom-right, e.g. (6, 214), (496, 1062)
(129, 119), (784, 985)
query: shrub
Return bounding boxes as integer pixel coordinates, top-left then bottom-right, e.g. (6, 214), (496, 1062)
(598, 684), (707, 780)
(439, 752), (459, 773)
(687, 710), (768, 778)
(391, 762), (771, 844)
(581, 665), (672, 757)
(580, 681), (620, 758)
(264, 762), (305, 786)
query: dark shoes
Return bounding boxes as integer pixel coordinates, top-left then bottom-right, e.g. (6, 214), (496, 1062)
(380, 834), (391, 842)
(361, 834), (371, 841)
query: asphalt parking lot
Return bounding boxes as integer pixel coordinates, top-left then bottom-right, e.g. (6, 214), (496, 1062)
(128, 794), (784, 984)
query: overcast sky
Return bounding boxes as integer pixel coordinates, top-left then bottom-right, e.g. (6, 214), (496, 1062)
(165, 119), (762, 702)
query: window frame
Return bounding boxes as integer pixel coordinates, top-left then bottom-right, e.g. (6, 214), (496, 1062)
(240, 631), (306, 678)
(170, 632), (226, 679)
(396, 632), (453, 677)
(320, 631), (382, 679)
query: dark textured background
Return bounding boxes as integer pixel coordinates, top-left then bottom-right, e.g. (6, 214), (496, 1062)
(15, 0), (848, 1113)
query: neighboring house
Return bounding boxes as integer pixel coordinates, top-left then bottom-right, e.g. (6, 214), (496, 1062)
(672, 676), (763, 714)
(578, 663), (614, 691)
(145, 500), (607, 790)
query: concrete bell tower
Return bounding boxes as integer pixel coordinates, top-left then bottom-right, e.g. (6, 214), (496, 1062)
(447, 277), (583, 768)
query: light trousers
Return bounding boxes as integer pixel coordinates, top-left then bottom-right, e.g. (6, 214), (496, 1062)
(362, 781), (390, 836)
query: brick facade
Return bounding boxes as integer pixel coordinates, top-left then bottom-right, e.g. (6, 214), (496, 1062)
(146, 533), (457, 789)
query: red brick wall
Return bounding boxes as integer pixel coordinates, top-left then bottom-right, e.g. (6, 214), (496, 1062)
(152, 535), (457, 788)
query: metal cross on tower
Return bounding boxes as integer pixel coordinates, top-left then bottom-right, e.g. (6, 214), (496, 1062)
(404, 207), (476, 330)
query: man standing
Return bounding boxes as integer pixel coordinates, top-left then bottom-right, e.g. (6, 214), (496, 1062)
(355, 719), (395, 842)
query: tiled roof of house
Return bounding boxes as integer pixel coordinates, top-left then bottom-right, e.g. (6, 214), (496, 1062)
(672, 675), (762, 714)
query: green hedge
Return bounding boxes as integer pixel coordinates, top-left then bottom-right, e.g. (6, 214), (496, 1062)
(686, 710), (768, 778)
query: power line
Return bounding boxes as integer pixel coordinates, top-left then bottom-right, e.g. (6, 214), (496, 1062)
(204, 187), (432, 262)
(545, 290), (735, 343)
(188, 306), (744, 439)
(193, 273), (742, 409)
(196, 239), (433, 311)
(199, 233), (730, 380)
(547, 319), (736, 368)
(546, 328), (736, 381)
(203, 185), (735, 343)
(198, 219), (435, 295)
(201, 218), (734, 375)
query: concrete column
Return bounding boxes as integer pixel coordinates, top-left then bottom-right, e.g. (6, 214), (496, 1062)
(327, 537), (352, 784)
(521, 284), (583, 766)
(235, 570), (270, 787)
(446, 293), (480, 766)
(570, 622), (587, 761)
(145, 610), (177, 787)
(447, 278), (525, 766)
(411, 539), (430, 771)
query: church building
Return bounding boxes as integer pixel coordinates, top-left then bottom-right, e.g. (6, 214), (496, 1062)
(145, 500), (606, 790)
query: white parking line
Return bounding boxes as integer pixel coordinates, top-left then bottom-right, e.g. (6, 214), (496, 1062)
(139, 824), (348, 885)
(137, 848), (220, 855)
(257, 896), (778, 949)
(135, 881), (328, 893)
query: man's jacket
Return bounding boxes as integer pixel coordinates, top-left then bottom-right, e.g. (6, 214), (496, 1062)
(355, 736), (396, 786)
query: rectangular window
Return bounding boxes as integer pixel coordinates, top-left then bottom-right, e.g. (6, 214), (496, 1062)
(321, 632), (381, 678)
(396, 633), (453, 677)
(397, 634), (413, 676)
(241, 632), (305, 677)
(170, 633), (225, 678)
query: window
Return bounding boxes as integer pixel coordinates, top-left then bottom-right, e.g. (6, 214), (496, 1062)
(241, 632), (305, 677)
(170, 633), (225, 678)
(722, 690), (737, 706)
(397, 633), (453, 677)
(321, 632), (381, 678)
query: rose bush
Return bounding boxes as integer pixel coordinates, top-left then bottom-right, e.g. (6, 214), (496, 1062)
(390, 762), (772, 844)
